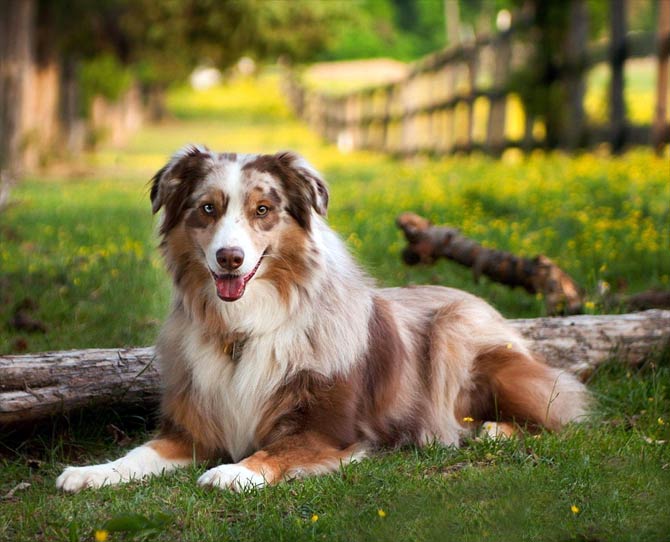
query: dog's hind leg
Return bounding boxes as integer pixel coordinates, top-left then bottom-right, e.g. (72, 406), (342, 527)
(473, 347), (590, 431)
(198, 432), (366, 491)
(56, 436), (197, 492)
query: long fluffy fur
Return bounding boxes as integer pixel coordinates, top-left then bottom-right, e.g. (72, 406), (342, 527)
(56, 147), (589, 492)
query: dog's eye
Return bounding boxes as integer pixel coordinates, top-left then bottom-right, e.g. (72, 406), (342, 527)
(202, 203), (216, 216)
(256, 205), (269, 217)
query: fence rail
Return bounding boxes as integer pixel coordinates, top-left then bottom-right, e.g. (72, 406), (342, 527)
(283, 1), (670, 157)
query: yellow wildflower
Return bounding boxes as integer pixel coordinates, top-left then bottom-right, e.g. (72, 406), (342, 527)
(659, 417), (665, 426)
(311, 514), (319, 523)
(377, 509), (387, 518)
(94, 530), (109, 542)
(584, 301), (595, 310)
(571, 505), (580, 515)
(462, 417), (474, 423)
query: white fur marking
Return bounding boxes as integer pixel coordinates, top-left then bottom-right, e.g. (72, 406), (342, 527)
(198, 464), (267, 491)
(478, 422), (515, 439)
(204, 161), (263, 276)
(55, 445), (191, 492)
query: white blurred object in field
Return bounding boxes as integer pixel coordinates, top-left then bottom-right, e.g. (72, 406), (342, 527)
(237, 57), (256, 76)
(337, 131), (354, 154)
(190, 66), (222, 90)
(496, 9), (512, 32)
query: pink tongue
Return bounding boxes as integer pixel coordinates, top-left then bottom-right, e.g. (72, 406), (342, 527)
(215, 276), (246, 301)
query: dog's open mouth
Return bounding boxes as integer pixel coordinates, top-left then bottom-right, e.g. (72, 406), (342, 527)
(211, 255), (263, 302)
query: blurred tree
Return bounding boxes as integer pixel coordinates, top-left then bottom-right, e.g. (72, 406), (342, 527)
(320, 0), (448, 61)
(0, 0), (35, 210)
(20, 1), (357, 122)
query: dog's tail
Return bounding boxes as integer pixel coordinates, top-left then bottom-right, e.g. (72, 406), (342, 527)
(474, 347), (590, 431)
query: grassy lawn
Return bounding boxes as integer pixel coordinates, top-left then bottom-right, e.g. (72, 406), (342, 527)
(1, 72), (669, 541)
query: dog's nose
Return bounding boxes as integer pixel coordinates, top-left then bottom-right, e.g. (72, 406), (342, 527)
(216, 247), (245, 271)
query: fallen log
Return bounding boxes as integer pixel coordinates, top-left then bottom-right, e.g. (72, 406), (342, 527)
(1, 310), (669, 427)
(397, 212), (583, 315)
(0, 347), (160, 426)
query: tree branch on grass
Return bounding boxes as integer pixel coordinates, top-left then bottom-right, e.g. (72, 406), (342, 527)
(397, 212), (583, 315)
(1, 310), (669, 427)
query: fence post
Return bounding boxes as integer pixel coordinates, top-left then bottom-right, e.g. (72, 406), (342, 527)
(653, 0), (670, 153)
(610, 0), (627, 153)
(563, 0), (588, 149)
(487, 31), (511, 154)
(466, 46), (478, 152)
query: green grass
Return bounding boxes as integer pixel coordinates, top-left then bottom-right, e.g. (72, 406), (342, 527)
(1, 358), (669, 541)
(1, 72), (669, 541)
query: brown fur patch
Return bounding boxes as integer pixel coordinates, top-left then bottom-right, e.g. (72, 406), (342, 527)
(148, 436), (198, 461)
(241, 432), (359, 484)
(185, 189), (229, 229)
(243, 153), (325, 230)
(151, 150), (213, 235)
(255, 370), (359, 449)
(244, 185), (281, 232)
(184, 208), (210, 229)
(361, 296), (424, 444)
(261, 221), (312, 303)
(460, 347), (565, 430)
(160, 380), (230, 460)
(255, 296), (423, 453)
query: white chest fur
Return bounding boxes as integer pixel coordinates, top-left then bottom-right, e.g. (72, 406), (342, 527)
(181, 329), (289, 462)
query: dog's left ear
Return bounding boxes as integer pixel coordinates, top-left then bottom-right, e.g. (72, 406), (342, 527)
(275, 151), (329, 219)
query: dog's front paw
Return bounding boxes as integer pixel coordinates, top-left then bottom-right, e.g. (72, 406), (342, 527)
(56, 464), (125, 492)
(198, 464), (267, 491)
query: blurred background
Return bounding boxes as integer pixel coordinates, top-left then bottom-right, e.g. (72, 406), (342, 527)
(0, 0), (669, 354)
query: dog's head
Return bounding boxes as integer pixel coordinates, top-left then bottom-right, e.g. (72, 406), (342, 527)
(150, 145), (328, 302)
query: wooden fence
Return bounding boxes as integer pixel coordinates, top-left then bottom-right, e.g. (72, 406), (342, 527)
(283, 1), (670, 156)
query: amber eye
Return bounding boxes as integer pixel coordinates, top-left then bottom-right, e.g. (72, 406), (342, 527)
(256, 205), (269, 217)
(202, 203), (215, 216)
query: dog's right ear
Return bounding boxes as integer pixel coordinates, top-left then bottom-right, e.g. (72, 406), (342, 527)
(149, 163), (170, 214)
(149, 144), (212, 232)
(150, 144), (210, 214)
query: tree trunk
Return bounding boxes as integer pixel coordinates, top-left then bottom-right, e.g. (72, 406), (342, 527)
(1, 310), (669, 427)
(397, 212), (583, 315)
(0, 0), (35, 209)
(563, 0), (588, 149)
(653, 0), (670, 153)
(610, 0), (627, 153)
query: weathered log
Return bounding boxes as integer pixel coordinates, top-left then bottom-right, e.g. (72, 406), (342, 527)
(0, 347), (160, 426)
(397, 212), (583, 315)
(1, 311), (669, 427)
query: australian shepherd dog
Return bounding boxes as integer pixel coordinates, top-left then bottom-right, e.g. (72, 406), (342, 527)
(57, 146), (589, 492)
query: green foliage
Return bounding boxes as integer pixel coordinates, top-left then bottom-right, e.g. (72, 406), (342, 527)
(79, 54), (134, 114)
(319, 0), (447, 61)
